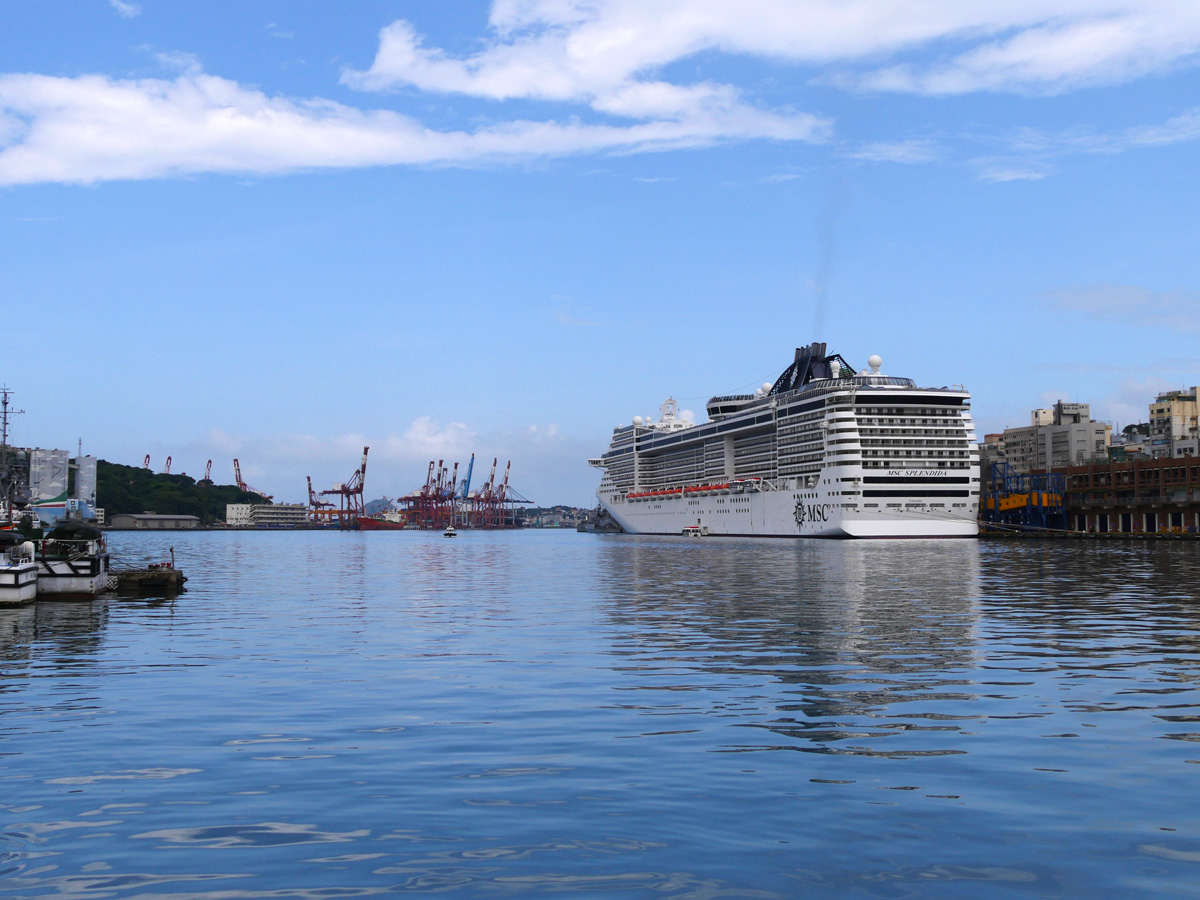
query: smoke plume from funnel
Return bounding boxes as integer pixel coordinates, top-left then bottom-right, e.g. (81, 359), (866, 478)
(811, 178), (848, 340)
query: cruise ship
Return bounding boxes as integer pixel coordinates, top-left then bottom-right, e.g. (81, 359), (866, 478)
(588, 342), (979, 538)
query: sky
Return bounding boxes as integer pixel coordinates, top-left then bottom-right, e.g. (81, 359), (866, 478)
(1, 0), (1198, 506)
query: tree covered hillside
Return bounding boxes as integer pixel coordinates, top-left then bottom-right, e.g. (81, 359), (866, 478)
(98, 460), (271, 523)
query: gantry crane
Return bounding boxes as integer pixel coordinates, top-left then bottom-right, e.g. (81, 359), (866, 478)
(317, 447), (368, 528)
(232, 458), (274, 501)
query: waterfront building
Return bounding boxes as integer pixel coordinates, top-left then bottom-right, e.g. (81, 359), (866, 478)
(1058, 456), (1200, 534)
(992, 402), (1110, 479)
(226, 503), (253, 527)
(250, 504), (308, 527)
(1150, 387), (1198, 440)
(225, 502), (308, 528)
(109, 513), (200, 530)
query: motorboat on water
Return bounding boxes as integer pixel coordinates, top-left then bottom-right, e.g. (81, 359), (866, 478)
(443, 524), (457, 537)
(0, 531), (38, 606)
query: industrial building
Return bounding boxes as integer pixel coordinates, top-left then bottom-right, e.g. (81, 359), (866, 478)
(982, 388), (1200, 534)
(109, 513), (200, 530)
(1060, 457), (1200, 534)
(0, 446), (100, 525)
(225, 503), (309, 528)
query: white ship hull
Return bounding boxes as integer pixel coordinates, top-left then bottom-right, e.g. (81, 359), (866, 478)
(601, 468), (977, 539)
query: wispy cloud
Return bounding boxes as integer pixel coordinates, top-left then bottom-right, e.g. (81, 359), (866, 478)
(967, 102), (1200, 181)
(108, 0), (141, 19)
(0, 70), (826, 186)
(972, 157), (1052, 183)
(552, 306), (596, 327)
(5, 3), (1200, 185)
(1047, 283), (1200, 332)
(345, 3), (1200, 106)
(846, 139), (941, 164)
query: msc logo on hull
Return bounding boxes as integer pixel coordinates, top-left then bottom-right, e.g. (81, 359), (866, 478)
(793, 495), (831, 531)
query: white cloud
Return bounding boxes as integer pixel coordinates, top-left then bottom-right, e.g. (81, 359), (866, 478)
(0, 69), (825, 186)
(383, 416), (477, 461)
(154, 51), (203, 75)
(972, 157), (1053, 183)
(6, 3), (1200, 186)
(1097, 376), (1177, 428)
(846, 139), (940, 164)
(108, 0), (141, 19)
(1047, 284), (1200, 332)
(347, 3), (1200, 102)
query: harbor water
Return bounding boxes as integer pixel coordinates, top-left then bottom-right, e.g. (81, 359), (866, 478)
(2, 530), (1199, 898)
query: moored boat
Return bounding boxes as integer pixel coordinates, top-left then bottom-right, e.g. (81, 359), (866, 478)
(35, 522), (109, 599)
(359, 512), (409, 530)
(0, 531), (38, 606)
(589, 342), (980, 539)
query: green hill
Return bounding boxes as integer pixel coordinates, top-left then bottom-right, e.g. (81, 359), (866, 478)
(98, 460), (271, 524)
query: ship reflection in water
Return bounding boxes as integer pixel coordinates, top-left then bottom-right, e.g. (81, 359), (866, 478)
(0, 530), (1198, 900)
(598, 539), (982, 757)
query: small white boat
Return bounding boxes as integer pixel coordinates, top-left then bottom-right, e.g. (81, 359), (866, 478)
(681, 525), (709, 537)
(443, 525), (458, 537)
(0, 531), (38, 606)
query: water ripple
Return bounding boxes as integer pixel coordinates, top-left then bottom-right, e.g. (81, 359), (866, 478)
(0, 532), (1194, 899)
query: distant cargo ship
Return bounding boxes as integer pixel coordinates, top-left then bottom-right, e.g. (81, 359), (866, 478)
(358, 512), (407, 530)
(588, 342), (980, 538)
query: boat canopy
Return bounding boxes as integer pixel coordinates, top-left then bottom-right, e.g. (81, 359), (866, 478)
(46, 523), (103, 541)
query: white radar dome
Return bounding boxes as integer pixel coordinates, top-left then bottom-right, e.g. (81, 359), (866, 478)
(762, 383), (772, 393)
(633, 416), (643, 425)
(868, 355), (882, 372)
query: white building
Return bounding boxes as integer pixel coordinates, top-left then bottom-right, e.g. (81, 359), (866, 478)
(225, 503), (308, 528)
(1149, 387), (1198, 458)
(226, 503), (254, 527)
(995, 401), (1110, 476)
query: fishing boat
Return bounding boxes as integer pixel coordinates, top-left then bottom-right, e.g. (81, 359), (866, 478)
(35, 522), (110, 598)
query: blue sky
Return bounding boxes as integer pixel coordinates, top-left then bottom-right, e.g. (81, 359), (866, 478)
(2, 1), (1198, 505)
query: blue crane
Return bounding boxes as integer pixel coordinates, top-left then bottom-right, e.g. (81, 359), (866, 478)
(459, 453), (475, 500)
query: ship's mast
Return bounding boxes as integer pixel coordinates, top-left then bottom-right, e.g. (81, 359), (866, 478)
(0, 386), (25, 526)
